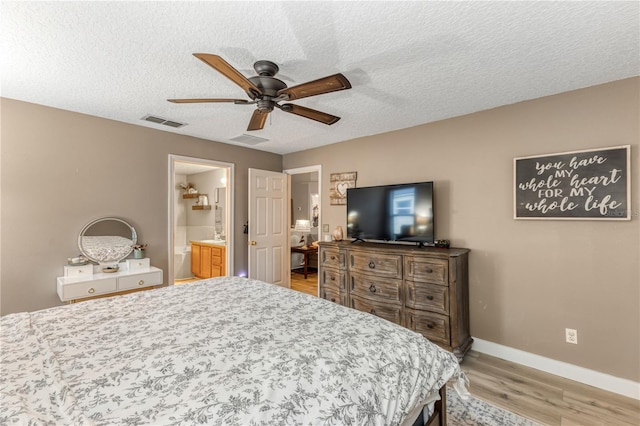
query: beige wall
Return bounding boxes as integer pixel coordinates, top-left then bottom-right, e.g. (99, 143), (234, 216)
(1, 98), (282, 315)
(284, 78), (640, 382)
(2, 78), (638, 382)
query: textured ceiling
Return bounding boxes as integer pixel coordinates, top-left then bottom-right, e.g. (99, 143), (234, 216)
(1, 2), (638, 155)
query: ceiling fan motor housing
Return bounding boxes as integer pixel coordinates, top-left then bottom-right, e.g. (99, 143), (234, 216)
(249, 70), (288, 111)
(248, 75), (287, 96)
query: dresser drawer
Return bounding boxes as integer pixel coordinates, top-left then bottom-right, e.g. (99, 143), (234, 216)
(118, 270), (163, 291)
(405, 257), (448, 286)
(406, 281), (449, 315)
(406, 310), (450, 345)
(320, 247), (345, 269)
(59, 277), (117, 300)
(349, 273), (402, 304)
(320, 286), (341, 305)
(349, 252), (402, 278)
(209, 245), (224, 256)
(127, 258), (150, 272)
(64, 265), (94, 277)
(350, 296), (402, 326)
(320, 267), (346, 292)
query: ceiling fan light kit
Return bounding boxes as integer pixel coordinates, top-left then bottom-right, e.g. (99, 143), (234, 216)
(168, 54), (351, 131)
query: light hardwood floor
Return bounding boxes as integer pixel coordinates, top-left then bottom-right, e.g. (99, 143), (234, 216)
(461, 350), (639, 425)
(288, 273), (639, 425)
(290, 270), (318, 296)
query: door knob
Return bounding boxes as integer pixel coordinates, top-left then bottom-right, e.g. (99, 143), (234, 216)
(250, 241), (257, 245)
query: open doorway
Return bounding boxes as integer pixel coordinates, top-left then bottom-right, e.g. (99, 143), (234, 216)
(168, 155), (234, 285)
(284, 165), (321, 296)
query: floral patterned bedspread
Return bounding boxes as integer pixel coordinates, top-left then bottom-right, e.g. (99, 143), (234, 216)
(1, 277), (464, 425)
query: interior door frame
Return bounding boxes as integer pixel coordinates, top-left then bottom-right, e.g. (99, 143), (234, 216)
(168, 154), (235, 284)
(283, 165), (322, 290)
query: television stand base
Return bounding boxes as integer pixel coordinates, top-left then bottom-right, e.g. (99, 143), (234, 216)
(351, 238), (366, 243)
(415, 242), (436, 248)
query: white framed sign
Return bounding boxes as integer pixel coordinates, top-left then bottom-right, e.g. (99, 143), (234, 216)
(514, 145), (630, 220)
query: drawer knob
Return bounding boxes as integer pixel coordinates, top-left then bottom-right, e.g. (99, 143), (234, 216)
(427, 323), (434, 329)
(330, 255), (336, 260)
(330, 276), (335, 281)
(369, 284), (377, 293)
(368, 261), (375, 269)
(138, 280), (145, 286)
(425, 268), (433, 273)
(370, 308), (377, 315)
(426, 295), (434, 300)
(330, 298), (336, 303)
(88, 288), (95, 294)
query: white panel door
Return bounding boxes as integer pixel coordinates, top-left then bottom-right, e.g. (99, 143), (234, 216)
(248, 168), (288, 286)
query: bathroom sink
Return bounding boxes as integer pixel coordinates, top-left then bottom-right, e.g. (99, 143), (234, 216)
(197, 239), (226, 245)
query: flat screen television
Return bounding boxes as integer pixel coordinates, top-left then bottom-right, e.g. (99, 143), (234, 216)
(346, 181), (435, 245)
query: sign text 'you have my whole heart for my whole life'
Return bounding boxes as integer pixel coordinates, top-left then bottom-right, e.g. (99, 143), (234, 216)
(514, 146), (629, 219)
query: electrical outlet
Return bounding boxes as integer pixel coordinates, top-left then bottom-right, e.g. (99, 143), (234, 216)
(565, 328), (578, 344)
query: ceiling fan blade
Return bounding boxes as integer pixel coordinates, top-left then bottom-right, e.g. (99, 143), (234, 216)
(277, 103), (340, 125)
(168, 98), (250, 104)
(194, 54), (263, 98)
(277, 73), (351, 101)
(247, 109), (269, 131)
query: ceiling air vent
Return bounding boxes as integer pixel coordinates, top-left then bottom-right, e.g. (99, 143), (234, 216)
(229, 134), (269, 145)
(141, 115), (187, 128)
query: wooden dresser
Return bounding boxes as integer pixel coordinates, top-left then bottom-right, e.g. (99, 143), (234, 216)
(318, 241), (472, 360)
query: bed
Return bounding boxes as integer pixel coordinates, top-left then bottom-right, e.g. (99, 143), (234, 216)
(1, 277), (467, 425)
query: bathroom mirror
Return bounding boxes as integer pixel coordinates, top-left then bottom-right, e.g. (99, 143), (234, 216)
(78, 217), (138, 264)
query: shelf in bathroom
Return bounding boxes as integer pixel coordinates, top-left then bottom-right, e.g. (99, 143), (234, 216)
(182, 193), (207, 199)
(192, 205), (212, 210)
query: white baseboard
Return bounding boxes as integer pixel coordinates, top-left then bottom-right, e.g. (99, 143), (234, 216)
(472, 338), (640, 400)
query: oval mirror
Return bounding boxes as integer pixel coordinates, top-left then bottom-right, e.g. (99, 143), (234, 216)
(78, 217), (138, 263)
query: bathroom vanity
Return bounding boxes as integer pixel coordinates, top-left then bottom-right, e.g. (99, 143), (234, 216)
(191, 240), (226, 279)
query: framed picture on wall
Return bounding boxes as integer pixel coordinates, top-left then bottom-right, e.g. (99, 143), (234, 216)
(330, 172), (357, 205)
(514, 145), (630, 220)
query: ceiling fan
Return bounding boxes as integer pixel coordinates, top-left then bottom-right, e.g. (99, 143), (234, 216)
(168, 54), (352, 131)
